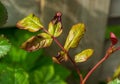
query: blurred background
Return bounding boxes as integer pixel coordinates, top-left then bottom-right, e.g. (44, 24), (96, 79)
(0, 0), (120, 84)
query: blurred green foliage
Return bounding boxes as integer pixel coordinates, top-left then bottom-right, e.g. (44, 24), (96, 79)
(0, 64), (29, 84)
(0, 28), (70, 84)
(105, 25), (120, 39)
(0, 35), (11, 58)
(108, 78), (120, 84)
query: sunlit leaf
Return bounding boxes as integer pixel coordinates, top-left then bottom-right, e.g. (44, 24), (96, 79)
(16, 14), (43, 32)
(0, 1), (8, 26)
(108, 78), (120, 84)
(21, 33), (53, 52)
(113, 66), (120, 78)
(0, 35), (11, 58)
(48, 12), (62, 37)
(74, 49), (94, 63)
(64, 23), (85, 51)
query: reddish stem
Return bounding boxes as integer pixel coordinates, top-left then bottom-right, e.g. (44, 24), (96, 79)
(82, 46), (116, 84)
(42, 27), (120, 84)
(42, 27), (83, 83)
(53, 37), (83, 83)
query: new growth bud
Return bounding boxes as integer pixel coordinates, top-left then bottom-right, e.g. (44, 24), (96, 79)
(110, 32), (118, 45)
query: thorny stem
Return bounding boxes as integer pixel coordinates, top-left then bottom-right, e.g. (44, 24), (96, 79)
(82, 45), (118, 84)
(42, 27), (83, 83)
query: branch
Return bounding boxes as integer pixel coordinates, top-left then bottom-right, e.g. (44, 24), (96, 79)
(42, 27), (83, 83)
(82, 46), (117, 84)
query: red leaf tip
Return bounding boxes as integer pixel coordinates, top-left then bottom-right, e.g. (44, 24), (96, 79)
(56, 12), (62, 17)
(52, 12), (62, 24)
(110, 32), (118, 45)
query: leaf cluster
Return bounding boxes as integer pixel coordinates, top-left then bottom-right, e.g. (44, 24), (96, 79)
(16, 12), (94, 64)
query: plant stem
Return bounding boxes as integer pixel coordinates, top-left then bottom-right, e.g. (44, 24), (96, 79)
(53, 37), (83, 83)
(42, 27), (83, 83)
(67, 53), (83, 84)
(53, 37), (83, 82)
(42, 27), (120, 84)
(82, 46), (115, 84)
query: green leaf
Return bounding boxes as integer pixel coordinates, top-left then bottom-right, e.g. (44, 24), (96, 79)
(64, 23), (85, 51)
(30, 65), (67, 84)
(54, 64), (70, 80)
(0, 64), (14, 84)
(48, 12), (62, 37)
(0, 64), (29, 84)
(15, 69), (29, 84)
(113, 66), (120, 78)
(16, 14), (43, 32)
(0, 29), (44, 71)
(0, 1), (8, 26)
(108, 78), (120, 84)
(35, 65), (54, 82)
(0, 35), (11, 58)
(21, 33), (53, 52)
(74, 49), (94, 63)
